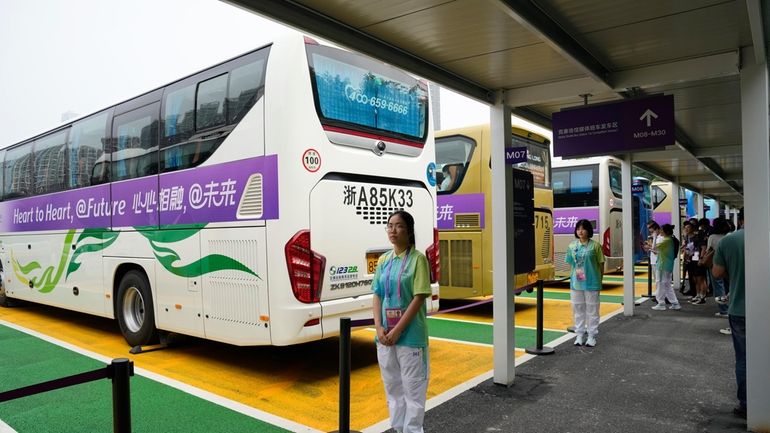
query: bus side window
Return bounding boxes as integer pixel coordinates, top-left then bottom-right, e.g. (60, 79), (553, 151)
(3, 142), (34, 199)
(69, 111), (109, 187)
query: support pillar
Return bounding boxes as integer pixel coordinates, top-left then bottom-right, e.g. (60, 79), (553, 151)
(740, 46), (770, 429)
(490, 94), (515, 386)
(621, 155), (634, 316)
(671, 179), (682, 290)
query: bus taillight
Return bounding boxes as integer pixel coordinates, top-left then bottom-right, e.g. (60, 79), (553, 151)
(285, 230), (326, 303)
(602, 227), (611, 256)
(426, 227), (440, 283)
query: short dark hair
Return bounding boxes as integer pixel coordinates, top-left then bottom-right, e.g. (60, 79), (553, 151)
(388, 210), (416, 245)
(647, 221), (660, 230)
(712, 217), (730, 235)
(662, 224), (674, 236)
(573, 219), (594, 238)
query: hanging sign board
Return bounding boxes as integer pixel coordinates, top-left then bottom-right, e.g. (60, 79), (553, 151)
(553, 94), (674, 158)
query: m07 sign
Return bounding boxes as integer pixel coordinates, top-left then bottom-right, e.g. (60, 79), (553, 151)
(505, 147), (527, 165)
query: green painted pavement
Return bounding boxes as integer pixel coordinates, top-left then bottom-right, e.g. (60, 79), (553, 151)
(428, 317), (564, 346)
(0, 325), (289, 433)
(517, 290), (641, 304)
(602, 275), (652, 283)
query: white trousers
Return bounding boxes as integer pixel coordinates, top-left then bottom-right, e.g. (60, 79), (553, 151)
(571, 290), (600, 337)
(376, 344), (429, 433)
(656, 270), (678, 305)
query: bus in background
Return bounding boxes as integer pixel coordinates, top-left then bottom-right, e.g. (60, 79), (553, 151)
(704, 197), (718, 220)
(435, 124), (553, 299)
(632, 177), (653, 263)
(0, 34), (440, 348)
(652, 181), (693, 228)
(651, 181), (673, 225)
(552, 157), (623, 276)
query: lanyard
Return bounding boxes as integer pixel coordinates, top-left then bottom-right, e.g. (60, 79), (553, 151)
(384, 248), (410, 303)
(573, 240), (589, 267)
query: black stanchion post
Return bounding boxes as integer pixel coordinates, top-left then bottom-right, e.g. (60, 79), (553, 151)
(330, 318), (361, 433)
(646, 261), (653, 298)
(525, 280), (554, 355)
(111, 358), (133, 433)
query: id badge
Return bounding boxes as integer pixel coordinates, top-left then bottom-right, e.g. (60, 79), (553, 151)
(385, 308), (402, 329)
(575, 267), (586, 281)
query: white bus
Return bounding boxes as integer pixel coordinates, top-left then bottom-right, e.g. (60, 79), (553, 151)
(0, 34), (440, 348)
(552, 156), (624, 276)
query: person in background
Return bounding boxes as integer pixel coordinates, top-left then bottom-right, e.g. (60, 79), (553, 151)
(439, 165), (453, 191)
(650, 224), (681, 311)
(699, 217), (730, 318)
(683, 221), (709, 304)
(372, 210), (431, 433)
(566, 219), (605, 347)
(712, 209), (746, 419)
(644, 221), (662, 299)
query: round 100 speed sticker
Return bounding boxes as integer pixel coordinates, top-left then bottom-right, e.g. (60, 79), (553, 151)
(302, 148), (321, 172)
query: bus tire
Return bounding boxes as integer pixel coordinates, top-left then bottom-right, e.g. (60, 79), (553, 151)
(116, 270), (158, 347)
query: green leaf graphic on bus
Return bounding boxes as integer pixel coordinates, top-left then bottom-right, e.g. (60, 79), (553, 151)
(137, 226), (260, 279)
(67, 229), (120, 278)
(11, 225), (259, 294)
(12, 230), (76, 293)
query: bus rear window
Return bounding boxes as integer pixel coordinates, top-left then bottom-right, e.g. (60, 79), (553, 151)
(553, 166), (599, 207)
(307, 45), (428, 143)
(511, 135), (551, 189)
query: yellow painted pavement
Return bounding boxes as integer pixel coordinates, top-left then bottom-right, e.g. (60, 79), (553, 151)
(0, 304), (509, 431)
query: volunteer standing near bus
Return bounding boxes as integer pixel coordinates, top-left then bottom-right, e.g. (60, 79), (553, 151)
(566, 219), (605, 347)
(372, 210), (431, 433)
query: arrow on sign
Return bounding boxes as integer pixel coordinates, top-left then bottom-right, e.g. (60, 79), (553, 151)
(639, 109), (658, 127)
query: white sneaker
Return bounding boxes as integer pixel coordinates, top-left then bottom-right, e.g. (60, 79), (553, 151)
(651, 303), (667, 311)
(669, 303), (681, 310)
(585, 336), (596, 347)
(574, 334), (585, 346)
(719, 327), (732, 335)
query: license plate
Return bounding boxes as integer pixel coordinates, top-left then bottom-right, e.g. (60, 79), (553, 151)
(366, 252), (381, 274)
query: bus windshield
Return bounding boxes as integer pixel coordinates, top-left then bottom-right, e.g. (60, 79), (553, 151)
(307, 44), (428, 143)
(435, 135), (475, 193)
(608, 165), (623, 198)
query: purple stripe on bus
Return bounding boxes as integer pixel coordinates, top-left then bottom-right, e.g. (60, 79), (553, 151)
(436, 193), (485, 230)
(0, 155), (279, 232)
(653, 212), (671, 226)
(553, 208), (601, 235)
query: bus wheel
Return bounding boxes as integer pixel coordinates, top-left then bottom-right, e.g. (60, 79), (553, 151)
(116, 270), (158, 347)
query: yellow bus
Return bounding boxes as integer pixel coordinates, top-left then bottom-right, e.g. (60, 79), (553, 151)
(435, 124), (554, 299)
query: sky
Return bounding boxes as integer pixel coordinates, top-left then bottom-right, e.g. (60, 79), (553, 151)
(0, 0), (551, 147)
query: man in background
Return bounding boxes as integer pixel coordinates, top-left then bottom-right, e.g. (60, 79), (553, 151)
(712, 209), (745, 419)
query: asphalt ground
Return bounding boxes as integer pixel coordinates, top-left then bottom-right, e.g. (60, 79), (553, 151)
(0, 270), (656, 432)
(423, 290), (747, 433)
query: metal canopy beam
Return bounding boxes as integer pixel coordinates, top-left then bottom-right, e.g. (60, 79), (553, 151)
(506, 52), (740, 107)
(611, 51), (740, 90)
(492, 0), (612, 87)
(505, 77), (606, 107)
(678, 173), (743, 182)
(692, 145), (743, 158)
(746, 0), (767, 64)
(223, 0), (494, 103)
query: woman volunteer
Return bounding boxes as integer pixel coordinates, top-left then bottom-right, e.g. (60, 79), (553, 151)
(566, 219), (605, 347)
(372, 210), (431, 433)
